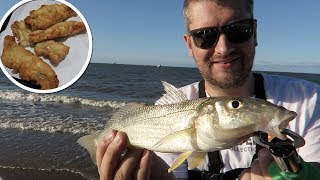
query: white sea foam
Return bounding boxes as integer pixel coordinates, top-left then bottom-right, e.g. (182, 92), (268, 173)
(0, 90), (126, 108)
(0, 116), (106, 134)
(0, 90), (127, 134)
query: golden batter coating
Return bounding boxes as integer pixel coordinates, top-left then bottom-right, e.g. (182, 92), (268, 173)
(35, 40), (70, 65)
(1, 35), (59, 90)
(24, 3), (77, 31)
(11, 20), (32, 47)
(29, 21), (86, 44)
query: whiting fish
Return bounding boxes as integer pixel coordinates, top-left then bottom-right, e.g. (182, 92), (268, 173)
(78, 81), (297, 172)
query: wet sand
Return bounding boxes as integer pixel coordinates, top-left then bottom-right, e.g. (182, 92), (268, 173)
(0, 167), (88, 180)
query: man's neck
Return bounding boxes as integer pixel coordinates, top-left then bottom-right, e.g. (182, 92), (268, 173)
(204, 73), (255, 97)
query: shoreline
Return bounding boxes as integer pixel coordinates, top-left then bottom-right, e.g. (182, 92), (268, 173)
(0, 167), (88, 180)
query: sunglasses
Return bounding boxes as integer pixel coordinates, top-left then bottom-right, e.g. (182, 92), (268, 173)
(189, 18), (255, 49)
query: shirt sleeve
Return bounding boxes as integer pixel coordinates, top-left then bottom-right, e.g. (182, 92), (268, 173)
(296, 86), (320, 162)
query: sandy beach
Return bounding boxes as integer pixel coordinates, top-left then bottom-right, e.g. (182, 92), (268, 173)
(0, 167), (88, 180)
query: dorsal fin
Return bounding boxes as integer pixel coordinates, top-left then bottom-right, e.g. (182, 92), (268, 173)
(155, 81), (188, 105)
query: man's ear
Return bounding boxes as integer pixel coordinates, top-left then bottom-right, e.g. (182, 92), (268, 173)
(184, 34), (194, 57)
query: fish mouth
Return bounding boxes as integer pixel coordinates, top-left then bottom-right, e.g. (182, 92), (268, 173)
(273, 109), (298, 139)
(279, 110), (297, 125)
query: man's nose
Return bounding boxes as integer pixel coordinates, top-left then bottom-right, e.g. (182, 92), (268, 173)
(213, 33), (234, 55)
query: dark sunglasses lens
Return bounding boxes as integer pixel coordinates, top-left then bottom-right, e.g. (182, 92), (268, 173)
(225, 22), (253, 43)
(192, 29), (219, 49)
(190, 19), (254, 49)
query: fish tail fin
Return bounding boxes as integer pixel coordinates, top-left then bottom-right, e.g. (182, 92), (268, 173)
(77, 132), (100, 164)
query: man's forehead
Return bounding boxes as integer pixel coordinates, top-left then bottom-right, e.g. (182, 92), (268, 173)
(187, 1), (249, 27)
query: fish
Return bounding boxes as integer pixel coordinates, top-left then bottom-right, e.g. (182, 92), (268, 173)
(77, 81), (297, 172)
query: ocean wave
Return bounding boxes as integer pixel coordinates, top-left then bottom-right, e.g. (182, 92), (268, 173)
(0, 116), (106, 134)
(0, 90), (126, 108)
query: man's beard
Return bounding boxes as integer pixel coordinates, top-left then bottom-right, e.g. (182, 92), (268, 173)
(200, 61), (253, 89)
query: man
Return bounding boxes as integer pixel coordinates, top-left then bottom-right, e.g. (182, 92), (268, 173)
(97, 0), (320, 179)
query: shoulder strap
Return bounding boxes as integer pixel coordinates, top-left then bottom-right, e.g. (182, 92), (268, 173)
(198, 80), (207, 98)
(253, 73), (266, 100)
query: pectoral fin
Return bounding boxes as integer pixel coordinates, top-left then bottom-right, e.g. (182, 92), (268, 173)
(153, 128), (195, 150)
(168, 151), (207, 172)
(187, 152), (206, 170)
(168, 151), (193, 173)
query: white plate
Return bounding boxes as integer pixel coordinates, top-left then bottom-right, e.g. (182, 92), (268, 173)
(0, 0), (92, 93)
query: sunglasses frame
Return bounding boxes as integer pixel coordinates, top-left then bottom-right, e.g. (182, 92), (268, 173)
(189, 18), (256, 49)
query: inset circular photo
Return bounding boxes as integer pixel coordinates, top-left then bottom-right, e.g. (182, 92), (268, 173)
(0, 0), (92, 93)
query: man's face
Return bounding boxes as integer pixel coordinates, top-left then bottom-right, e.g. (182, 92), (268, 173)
(184, 0), (257, 89)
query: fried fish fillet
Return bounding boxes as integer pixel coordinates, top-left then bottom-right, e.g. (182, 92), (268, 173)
(11, 20), (32, 47)
(1, 35), (59, 90)
(35, 40), (70, 65)
(29, 21), (86, 44)
(24, 3), (77, 31)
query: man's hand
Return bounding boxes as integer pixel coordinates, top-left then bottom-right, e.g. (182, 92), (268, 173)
(239, 148), (273, 180)
(96, 130), (153, 180)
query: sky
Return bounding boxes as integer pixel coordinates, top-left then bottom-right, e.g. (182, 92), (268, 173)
(1, 0), (320, 73)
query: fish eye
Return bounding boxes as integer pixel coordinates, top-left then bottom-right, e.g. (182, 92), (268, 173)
(228, 100), (243, 109)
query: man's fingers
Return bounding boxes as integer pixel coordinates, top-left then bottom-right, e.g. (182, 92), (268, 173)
(135, 150), (152, 180)
(250, 159), (264, 180)
(239, 148), (274, 180)
(100, 131), (127, 180)
(114, 148), (145, 179)
(239, 168), (252, 179)
(96, 130), (116, 173)
(258, 148), (273, 179)
(95, 130), (152, 180)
